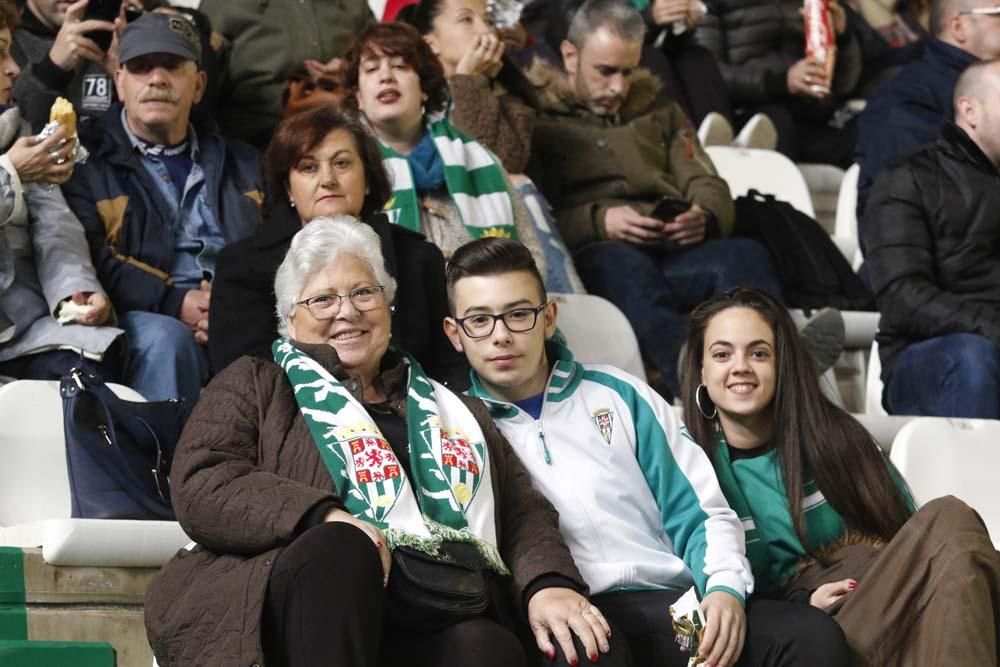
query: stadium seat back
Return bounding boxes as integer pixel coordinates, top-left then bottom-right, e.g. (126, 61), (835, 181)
(551, 293), (646, 380)
(890, 417), (1000, 546)
(705, 146), (815, 218)
(835, 163), (862, 268)
(0, 380), (144, 526)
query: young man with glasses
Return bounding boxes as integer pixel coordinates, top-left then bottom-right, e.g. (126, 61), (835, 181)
(443, 237), (849, 667)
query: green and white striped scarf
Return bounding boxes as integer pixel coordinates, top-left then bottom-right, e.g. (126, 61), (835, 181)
(274, 338), (508, 573)
(379, 114), (517, 240)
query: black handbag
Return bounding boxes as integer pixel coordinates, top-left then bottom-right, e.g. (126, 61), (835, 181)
(59, 368), (193, 520)
(386, 541), (489, 628)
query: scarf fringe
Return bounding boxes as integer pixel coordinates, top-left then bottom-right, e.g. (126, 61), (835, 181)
(386, 518), (510, 576)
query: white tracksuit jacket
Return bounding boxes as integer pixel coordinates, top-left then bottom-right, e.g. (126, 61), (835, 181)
(468, 341), (754, 600)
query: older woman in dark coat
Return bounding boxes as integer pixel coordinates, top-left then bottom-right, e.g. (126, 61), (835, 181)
(146, 217), (621, 667)
(208, 106), (468, 387)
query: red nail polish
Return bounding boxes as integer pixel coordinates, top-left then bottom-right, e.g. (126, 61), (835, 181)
(376, 541), (383, 548)
(545, 649), (555, 660)
(590, 653), (599, 663)
(606, 629), (612, 639)
(848, 581), (858, 590)
(570, 659), (579, 667)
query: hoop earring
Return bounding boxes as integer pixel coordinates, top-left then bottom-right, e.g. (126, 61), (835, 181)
(695, 384), (717, 420)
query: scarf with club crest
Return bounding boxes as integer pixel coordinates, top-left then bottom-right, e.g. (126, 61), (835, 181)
(274, 338), (508, 572)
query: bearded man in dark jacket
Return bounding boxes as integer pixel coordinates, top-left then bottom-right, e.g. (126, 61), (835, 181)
(863, 59), (1000, 418)
(526, 0), (782, 398)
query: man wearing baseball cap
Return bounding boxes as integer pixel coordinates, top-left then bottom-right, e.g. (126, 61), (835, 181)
(62, 11), (263, 405)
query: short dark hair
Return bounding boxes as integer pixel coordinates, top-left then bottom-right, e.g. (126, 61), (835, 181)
(566, 0), (646, 49)
(446, 238), (547, 313)
(343, 21), (449, 117)
(0, 0), (19, 31)
(262, 106), (392, 220)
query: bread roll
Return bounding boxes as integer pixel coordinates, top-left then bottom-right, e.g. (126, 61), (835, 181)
(49, 97), (77, 138)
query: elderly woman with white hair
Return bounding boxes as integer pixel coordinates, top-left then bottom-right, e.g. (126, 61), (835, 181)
(144, 216), (623, 667)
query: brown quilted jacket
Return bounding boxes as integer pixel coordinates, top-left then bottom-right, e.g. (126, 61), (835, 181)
(144, 343), (583, 666)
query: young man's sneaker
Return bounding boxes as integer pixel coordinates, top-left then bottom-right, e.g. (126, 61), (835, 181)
(733, 113), (778, 151)
(697, 112), (734, 147)
(800, 307), (846, 373)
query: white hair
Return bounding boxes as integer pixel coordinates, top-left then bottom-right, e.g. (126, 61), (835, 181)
(274, 215), (398, 336)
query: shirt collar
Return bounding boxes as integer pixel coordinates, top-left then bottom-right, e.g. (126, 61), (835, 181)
(120, 108), (199, 159)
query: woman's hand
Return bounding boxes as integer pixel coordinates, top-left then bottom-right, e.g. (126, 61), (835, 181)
(810, 578), (857, 612)
(68, 291), (112, 326)
(323, 507), (391, 586)
(527, 587), (611, 664)
(698, 591), (746, 667)
(454, 32), (504, 78)
(6, 126), (76, 185)
(786, 57), (830, 98)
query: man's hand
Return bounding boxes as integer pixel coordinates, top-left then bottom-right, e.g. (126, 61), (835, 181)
(454, 32), (504, 78)
(323, 508), (391, 587)
(663, 202), (708, 245)
(698, 591), (746, 667)
(49, 0), (117, 72)
(604, 205), (665, 245)
(810, 578), (857, 612)
(652, 0), (691, 25)
(179, 280), (211, 344)
(527, 587), (611, 664)
(6, 126), (75, 184)
(787, 57), (830, 98)
(69, 290), (111, 325)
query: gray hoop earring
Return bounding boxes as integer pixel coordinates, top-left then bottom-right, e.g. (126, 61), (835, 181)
(695, 384), (717, 420)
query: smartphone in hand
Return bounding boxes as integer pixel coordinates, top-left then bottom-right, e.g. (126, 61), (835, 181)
(651, 196), (691, 222)
(651, 196), (691, 249)
(83, 0), (123, 52)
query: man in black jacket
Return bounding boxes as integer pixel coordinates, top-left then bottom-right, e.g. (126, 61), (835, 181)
(863, 59), (1000, 418)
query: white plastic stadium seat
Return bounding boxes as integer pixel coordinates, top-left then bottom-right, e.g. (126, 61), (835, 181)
(890, 418), (1000, 547)
(834, 164), (862, 268)
(865, 340), (888, 416)
(551, 293), (646, 381)
(705, 146), (815, 218)
(0, 380), (190, 566)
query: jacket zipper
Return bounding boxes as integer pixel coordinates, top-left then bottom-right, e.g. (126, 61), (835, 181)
(537, 425), (552, 465)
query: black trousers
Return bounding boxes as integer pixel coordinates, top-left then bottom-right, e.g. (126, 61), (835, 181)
(592, 589), (850, 667)
(262, 522), (528, 667)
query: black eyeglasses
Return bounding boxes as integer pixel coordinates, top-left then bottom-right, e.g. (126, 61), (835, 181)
(295, 285), (386, 319)
(454, 303), (548, 338)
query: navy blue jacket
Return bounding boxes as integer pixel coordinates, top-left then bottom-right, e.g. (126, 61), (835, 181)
(61, 105), (263, 318)
(854, 39), (977, 226)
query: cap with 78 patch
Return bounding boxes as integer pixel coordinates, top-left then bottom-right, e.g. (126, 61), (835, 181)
(119, 12), (201, 66)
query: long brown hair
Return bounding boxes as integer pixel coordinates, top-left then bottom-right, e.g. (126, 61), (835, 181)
(681, 288), (911, 550)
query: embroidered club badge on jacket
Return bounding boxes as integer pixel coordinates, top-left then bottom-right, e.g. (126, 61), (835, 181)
(592, 408), (614, 445)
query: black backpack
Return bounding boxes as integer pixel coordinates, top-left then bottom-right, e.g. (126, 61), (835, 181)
(733, 190), (874, 311)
